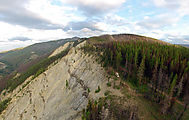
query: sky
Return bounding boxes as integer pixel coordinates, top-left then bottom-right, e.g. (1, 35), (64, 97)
(0, 0), (189, 52)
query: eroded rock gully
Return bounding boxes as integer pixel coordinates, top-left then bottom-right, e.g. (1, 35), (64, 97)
(0, 41), (109, 120)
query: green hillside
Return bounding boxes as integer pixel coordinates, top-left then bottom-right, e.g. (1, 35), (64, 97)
(81, 34), (189, 120)
(0, 34), (188, 119)
(0, 37), (78, 77)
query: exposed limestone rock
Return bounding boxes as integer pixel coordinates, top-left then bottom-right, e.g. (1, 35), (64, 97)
(0, 41), (111, 120)
(49, 42), (74, 58)
(0, 62), (6, 70)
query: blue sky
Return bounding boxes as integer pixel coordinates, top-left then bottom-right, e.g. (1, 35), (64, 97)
(0, 0), (189, 52)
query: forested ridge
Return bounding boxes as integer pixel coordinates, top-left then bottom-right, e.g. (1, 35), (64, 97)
(0, 34), (189, 119)
(83, 35), (189, 119)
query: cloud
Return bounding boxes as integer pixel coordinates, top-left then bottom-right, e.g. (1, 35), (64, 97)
(0, 0), (63, 30)
(8, 37), (31, 41)
(153, 0), (189, 16)
(153, 0), (179, 9)
(64, 21), (101, 31)
(0, 40), (35, 52)
(0, 0), (189, 52)
(61, 0), (126, 16)
(66, 28), (102, 37)
(137, 13), (180, 29)
(161, 34), (189, 44)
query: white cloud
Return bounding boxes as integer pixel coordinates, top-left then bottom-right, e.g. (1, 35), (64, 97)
(0, 40), (33, 52)
(95, 14), (132, 33)
(144, 16), (150, 20)
(60, 0), (126, 15)
(0, 22), (28, 41)
(26, 0), (85, 26)
(153, 0), (189, 16)
(67, 28), (102, 37)
(0, 21), (70, 52)
(0, 0), (189, 52)
(62, 0), (126, 9)
(137, 13), (180, 29)
(153, 0), (167, 7)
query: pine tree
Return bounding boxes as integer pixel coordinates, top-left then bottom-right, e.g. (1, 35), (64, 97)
(157, 68), (163, 92)
(134, 50), (138, 68)
(137, 55), (145, 85)
(161, 74), (178, 114)
(169, 74), (178, 95)
(125, 52), (129, 69)
(101, 40), (189, 115)
(152, 59), (158, 92)
(115, 50), (122, 69)
(167, 74), (178, 112)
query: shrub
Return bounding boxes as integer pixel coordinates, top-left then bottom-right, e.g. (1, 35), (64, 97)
(66, 80), (69, 88)
(87, 88), (90, 93)
(104, 90), (111, 96)
(106, 82), (111, 87)
(95, 86), (101, 93)
(6, 48), (69, 92)
(0, 98), (12, 114)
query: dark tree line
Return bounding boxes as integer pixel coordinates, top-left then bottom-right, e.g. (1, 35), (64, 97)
(100, 40), (189, 115)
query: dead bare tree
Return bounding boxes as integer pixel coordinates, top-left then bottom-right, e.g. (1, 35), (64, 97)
(176, 82), (189, 120)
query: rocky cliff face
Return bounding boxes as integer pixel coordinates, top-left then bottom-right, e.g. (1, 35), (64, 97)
(0, 41), (110, 120)
(0, 62), (6, 70)
(49, 42), (74, 58)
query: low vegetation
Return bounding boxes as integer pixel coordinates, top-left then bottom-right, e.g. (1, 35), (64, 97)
(101, 40), (189, 116)
(0, 38), (79, 92)
(66, 80), (69, 89)
(0, 40), (82, 115)
(82, 95), (139, 120)
(5, 48), (70, 92)
(82, 35), (189, 119)
(95, 86), (101, 93)
(0, 39), (75, 77)
(106, 82), (111, 87)
(0, 98), (12, 114)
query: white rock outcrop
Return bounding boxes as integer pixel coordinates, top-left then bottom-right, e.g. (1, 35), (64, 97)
(0, 41), (109, 120)
(49, 42), (74, 58)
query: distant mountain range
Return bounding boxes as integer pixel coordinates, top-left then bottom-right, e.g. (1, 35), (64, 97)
(179, 44), (189, 48)
(0, 37), (79, 78)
